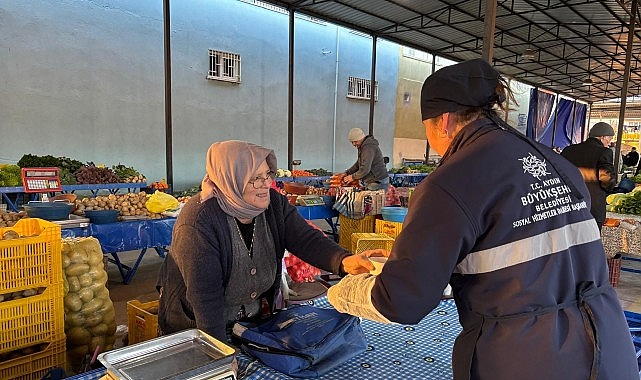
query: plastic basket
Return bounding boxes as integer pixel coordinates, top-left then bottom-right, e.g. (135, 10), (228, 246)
(607, 254), (622, 288)
(127, 299), (159, 345)
(0, 282), (65, 355)
(338, 215), (375, 250)
(375, 219), (403, 239)
(0, 218), (63, 293)
(0, 338), (65, 380)
(351, 233), (394, 254)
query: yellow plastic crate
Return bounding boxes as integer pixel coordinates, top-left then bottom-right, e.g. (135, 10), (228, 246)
(375, 219), (403, 239)
(0, 282), (65, 355)
(0, 338), (65, 380)
(0, 218), (63, 293)
(127, 299), (159, 345)
(338, 215), (376, 250)
(351, 233), (394, 254)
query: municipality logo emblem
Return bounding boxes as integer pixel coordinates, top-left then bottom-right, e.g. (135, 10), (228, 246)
(519, 153), (549, 180)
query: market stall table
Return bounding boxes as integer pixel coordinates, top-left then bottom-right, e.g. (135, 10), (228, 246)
(602, 212), (641, 275)
(61, 217), (175, 284)
(0, 182), (148, 212)
(63, 296), (462, 380)
(296, 203), (338, 239)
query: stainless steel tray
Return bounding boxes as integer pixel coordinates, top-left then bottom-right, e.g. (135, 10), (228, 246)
(98, 329), (237, 380)
(53, 214), (90, 228)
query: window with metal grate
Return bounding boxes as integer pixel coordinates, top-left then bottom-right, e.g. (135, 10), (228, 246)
(207, 50), (241, 83)
(347, 76), (378, 101)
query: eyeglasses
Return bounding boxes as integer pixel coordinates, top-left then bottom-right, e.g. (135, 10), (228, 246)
(248, 171), (275, 189)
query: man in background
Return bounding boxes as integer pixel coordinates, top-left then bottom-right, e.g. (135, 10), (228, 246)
(341, 128), (389, 191)
(561, 122), (617, 230)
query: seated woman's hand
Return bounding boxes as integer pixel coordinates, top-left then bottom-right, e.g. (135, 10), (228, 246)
(341, 253), (375, 275)
(359, 248), (390, 258)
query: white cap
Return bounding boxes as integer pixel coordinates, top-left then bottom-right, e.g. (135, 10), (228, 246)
(348, 128), (366, 142)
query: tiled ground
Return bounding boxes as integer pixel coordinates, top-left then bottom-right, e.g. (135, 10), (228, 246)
(616, 255), (641, 314)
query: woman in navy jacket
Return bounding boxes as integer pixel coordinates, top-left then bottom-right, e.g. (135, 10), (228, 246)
(328, 59), (638, 379)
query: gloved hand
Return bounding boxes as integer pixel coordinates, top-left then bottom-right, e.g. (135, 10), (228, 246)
(327, 274), (393, 324)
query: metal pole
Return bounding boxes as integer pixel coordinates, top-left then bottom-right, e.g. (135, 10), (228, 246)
(163, 0), (173, 188)
(614, 0), (638, 172)
(368, 36), (377, 135)
(482, 0), (497, 62)
(288, 10), (295, 171)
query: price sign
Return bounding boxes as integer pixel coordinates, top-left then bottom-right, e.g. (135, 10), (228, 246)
(21, 167), (62, 193)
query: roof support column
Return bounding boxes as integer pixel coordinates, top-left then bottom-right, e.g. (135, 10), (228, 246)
(163, 0), (173, 187)
(288, 10), (295, 171)
(614, 0), (638, 171)
(482, 0), (497, 62)
(368, 35), (377, 135)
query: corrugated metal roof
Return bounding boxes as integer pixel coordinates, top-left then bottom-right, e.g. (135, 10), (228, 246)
(266, 0), (641, 104)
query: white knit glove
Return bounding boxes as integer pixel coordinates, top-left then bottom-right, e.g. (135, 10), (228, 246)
(327, 274), (393, 324)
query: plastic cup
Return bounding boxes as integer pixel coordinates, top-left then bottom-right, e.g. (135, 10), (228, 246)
(369, 256), (388, 275)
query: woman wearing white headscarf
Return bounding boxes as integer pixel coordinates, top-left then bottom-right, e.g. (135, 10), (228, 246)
(156, 140), (374, 341)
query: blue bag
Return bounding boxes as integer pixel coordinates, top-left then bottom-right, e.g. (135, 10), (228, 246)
(231, 304), (367, 378)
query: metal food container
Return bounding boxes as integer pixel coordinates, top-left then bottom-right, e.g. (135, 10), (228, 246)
(98, 329), (237, 380)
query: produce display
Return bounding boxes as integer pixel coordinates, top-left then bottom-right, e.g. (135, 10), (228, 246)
(0, 164), (22, 187)
(12, 154), (146, 186)
(74, 164), (121, 184)
(607, 188), (641, 215)
(62, 237), (116, 372)
(388, 164), (437, 174)
(149, 179), (169, 190)
(275, 168), (292, 178)
(72, 193), (164, 219)
(112, 164), (146, 183)
(0, 210), (27, 227)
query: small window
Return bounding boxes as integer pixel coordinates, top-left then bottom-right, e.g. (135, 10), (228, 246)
(347, 76), (378, 101)
(207, 50), (241, 83)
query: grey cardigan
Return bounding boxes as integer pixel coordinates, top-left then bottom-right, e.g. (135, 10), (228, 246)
(156, 189), (350, 340)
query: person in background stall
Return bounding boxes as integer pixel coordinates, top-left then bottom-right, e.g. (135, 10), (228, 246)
(340, 128), (389, 191)
(561, 122), (617, 230)
(625, 146), (640, 171)
(156, 140), (376, 342)
(327, 59), (638, 379)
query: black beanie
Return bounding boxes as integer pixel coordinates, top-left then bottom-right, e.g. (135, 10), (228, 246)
(421, 58), (500, 121)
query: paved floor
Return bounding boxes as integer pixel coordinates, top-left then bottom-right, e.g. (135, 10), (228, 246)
(105, 250), (641, 329)
(616, 255), (641, 314)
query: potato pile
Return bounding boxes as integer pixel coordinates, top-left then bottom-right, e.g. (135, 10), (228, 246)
(72, 192), (163, 219)
(0, 287), (45, 302)
(62, 237), (116, 371)
(0, 342), (49, 362)
(0, 210), (27, 227)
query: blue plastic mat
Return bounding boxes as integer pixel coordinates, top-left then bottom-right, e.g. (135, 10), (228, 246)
(624, 310), (641, 375)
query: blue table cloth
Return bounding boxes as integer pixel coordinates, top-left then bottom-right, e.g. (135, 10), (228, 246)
(64, 296), (461, 380)
(237, 296), (460, 379)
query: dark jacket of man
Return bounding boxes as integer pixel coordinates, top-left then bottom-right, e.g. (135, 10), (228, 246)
(624, 149), (639, 167)
(345, 135), (388, 185)
(561, 137), (616, 227)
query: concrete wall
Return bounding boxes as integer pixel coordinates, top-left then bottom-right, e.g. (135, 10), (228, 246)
(0, 0), (398, 191)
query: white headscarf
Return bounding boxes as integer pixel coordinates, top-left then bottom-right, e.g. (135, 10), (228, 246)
(200, 140), (277, 220)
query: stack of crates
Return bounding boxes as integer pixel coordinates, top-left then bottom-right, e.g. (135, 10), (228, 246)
(338, 215), (376, 250)
(351, 233), (395, 254)
(127, 299), (160, 345)
(0, 218), (66, 379)
(375, 219), (404, 240)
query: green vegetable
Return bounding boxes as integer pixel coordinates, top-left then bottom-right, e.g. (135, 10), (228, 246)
(112, 164), (143, 180)
(0, 165), (22, 187)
